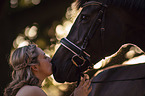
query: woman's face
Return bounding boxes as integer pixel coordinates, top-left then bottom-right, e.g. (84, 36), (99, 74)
(36, 47), (52, 77)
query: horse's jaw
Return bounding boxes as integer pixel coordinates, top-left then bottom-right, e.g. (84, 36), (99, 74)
(52, 57), (79, 82)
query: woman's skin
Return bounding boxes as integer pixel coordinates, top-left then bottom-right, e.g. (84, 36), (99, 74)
(16, 47), (92, 96)
(74, 76), (92, 96)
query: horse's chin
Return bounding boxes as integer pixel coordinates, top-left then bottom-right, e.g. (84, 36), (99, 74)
(52, 65), (65, 83)
(52, 60), (78, 83)
(65, 65), (79, 82)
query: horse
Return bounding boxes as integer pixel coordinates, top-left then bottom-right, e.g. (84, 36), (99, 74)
(51, 0), (145, 95)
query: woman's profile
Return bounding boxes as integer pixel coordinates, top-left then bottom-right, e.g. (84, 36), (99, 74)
(4, 44), (92, 96)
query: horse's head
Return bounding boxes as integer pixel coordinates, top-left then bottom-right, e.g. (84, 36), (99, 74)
(52, 0), (145, 82)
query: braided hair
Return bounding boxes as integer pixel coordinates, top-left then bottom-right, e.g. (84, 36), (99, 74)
(4, 44), (40, 96)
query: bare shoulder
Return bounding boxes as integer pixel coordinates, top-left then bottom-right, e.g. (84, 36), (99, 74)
(16, 85), (47, 96)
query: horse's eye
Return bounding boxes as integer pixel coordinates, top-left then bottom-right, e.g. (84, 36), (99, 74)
(80, 15), (90, 23)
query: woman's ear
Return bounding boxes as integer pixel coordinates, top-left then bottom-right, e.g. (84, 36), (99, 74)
(31, 65), (39, 72)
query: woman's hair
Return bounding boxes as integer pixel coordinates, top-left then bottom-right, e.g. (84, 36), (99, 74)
(4, 44), (40, 96)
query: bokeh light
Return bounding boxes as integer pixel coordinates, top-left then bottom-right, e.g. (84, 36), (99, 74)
(55, 2), (81, 40)
(10, 0), (18, 8)
(123, 55), (145, 64)
(11, 1), (80, 96)
(13, 25), (38, 48)
(18, 40), (30, 48)
(25, 26), (38, 39)
(93, 44), (145, 69)
(10, 0), (41, 8)
(13, 35), (27, 48)
(32, 0), (41, 5)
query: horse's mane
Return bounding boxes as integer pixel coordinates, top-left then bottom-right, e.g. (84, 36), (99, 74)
(76, 0), (145, 13)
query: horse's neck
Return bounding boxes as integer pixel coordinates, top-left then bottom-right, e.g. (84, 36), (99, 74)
(125, 12), (145, 51)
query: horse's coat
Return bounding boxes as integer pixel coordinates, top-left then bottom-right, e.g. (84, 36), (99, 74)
(51, 0), (145, 95)
(90, 63), (145, 96)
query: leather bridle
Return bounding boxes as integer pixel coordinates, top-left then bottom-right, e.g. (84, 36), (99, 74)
(60, 1), (108, 68)
(60, 1), (145, 85)
(60, 1), (108, 85)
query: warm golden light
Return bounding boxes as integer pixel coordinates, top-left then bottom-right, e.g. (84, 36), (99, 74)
(15, 35), (25, 45)
(18, 40), (29, 48)
(94, 59), (104, 69)
(25, 26), (38, 39)
(23, 0), (31, 5)
(13, 35), (28, 48)
(13, 25), (38, 48)
(43, 85), (61, 96)
(12, 1), (81, 96)
(55, 2), (81, 41)
(58, 84), (68, 91)
(10, 0), (18, 8)
(125, 50), (135, 59)
(54, 43), (61, 52)
(55, 25), (66, 40)
(123, 55), (145, 64)
(32, 0), (41, 5)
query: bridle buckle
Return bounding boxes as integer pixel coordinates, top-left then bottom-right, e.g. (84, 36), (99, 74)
(71, 55), (86, 67)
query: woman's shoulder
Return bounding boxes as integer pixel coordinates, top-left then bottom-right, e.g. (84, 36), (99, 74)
(16, 85), (47, 96)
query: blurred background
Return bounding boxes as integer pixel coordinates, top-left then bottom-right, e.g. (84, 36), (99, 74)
(0, 0), (81, 95)
(1, 0), (145, 96)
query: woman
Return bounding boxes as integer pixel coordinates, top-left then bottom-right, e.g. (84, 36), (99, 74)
(4, 44), (92, 96)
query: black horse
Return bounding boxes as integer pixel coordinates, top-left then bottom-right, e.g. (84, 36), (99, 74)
(51, 0), (145, 95)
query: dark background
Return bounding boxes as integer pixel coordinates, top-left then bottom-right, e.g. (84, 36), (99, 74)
(0, 0), (74, 95)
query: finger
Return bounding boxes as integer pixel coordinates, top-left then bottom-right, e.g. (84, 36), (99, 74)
(78, 77), (85, 87)
(83, 80), (90, 87)
(86, 80), (91, 89)
(90, 77), (93, 81)
(84, 74), (89, 80)
(87, 86), (92, 95)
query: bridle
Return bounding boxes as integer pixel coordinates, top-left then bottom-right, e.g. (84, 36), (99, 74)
(60, 37), (91, 68)
(61, 1), (107, 68)
(60, 1), (145, 85)
(60, 1), (108, 85)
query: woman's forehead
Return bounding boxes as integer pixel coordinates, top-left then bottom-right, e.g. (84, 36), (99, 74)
(37, 47), (45, 55)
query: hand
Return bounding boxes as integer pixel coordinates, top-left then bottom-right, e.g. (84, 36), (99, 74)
(73, 74), (92, 96)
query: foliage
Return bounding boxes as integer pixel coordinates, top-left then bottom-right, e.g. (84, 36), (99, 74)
(10, 0), (79, 96)
(0, 0), (74, 95)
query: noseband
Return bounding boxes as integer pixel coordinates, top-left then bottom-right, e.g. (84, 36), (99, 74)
(61, 38), (91, 67)
(60, 1), (108, 68)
